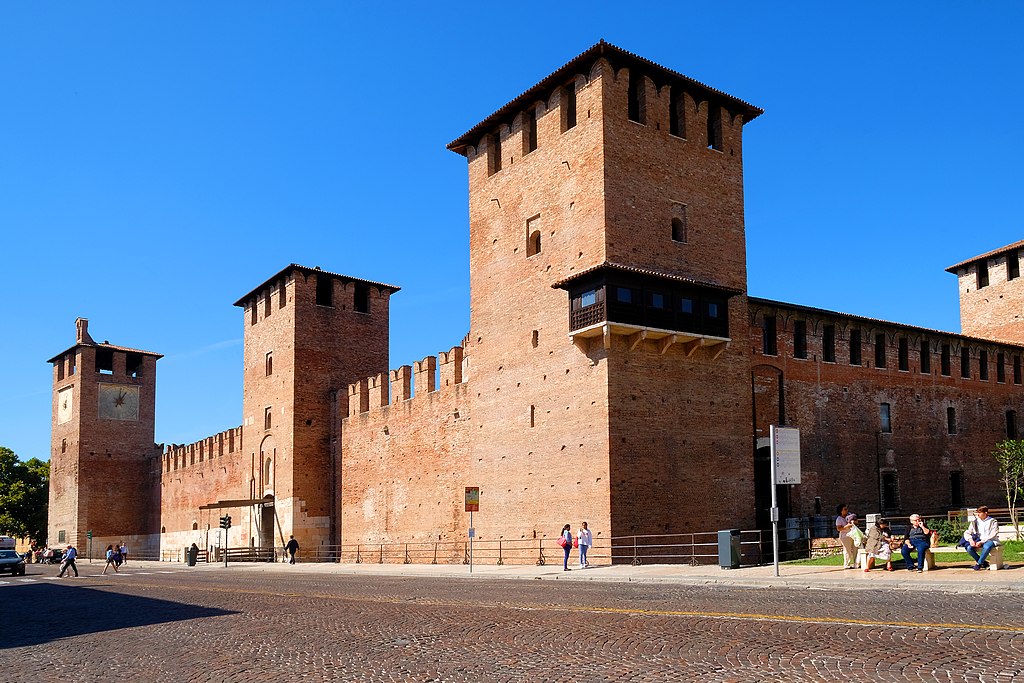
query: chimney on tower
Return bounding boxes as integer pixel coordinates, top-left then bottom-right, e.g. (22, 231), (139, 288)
(75, 318), (95, 344)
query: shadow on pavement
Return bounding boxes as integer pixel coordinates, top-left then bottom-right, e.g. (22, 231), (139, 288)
(0, 582), (236, 649)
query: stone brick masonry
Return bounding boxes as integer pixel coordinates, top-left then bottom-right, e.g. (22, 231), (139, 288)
(48, 41), (1023, 561)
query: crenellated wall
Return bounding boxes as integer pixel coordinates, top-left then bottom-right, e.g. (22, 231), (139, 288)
(340, 346), (471, 549)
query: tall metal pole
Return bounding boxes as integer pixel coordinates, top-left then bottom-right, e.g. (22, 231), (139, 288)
(770, 425), (780, 577)
(469, 510), (474, 574)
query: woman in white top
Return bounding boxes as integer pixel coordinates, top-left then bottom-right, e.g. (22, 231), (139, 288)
(577, 521), (593, 568)
(835, 504), (857, 569)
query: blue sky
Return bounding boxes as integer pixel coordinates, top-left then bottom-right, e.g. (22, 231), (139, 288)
(2, 3), (1022, 461)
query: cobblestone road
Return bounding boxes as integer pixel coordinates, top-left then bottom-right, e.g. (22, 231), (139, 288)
(4, 563), (1023, 682)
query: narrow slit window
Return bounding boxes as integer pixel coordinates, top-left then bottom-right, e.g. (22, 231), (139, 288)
(671, 204), (687, 243)
(947, 406), (957, 434)
(898, 337), (909, 371)
(264, 291), (271, 318)
(279, 279), (287, 308)
(563, 82), (577, 131)
(628, 71), (645, 124)
(264, 406), (272, 431)
(979, 350), (989, 380)
(669, 89), (686, 137)
(529, 405), (535, 428)
(950, 471), (965, 508)
(488, 132), (502, 175)
(706, 104), (723, 150)
(265, 352), (273, 377)
(961, 347), (971, 378)
(525, 108), (538, 153)
(250, 301), (257, 326)
(1009, 251), (1020, 280)
(940, 343), (951, 376)
(880, 403), (891, 433)
(997, 352), (1006, 383)
(849, 329), (862, 366)
(1014, 355), (1021, 384)
(977, 260), (989, 288)
(526, 215), (541, 257)
(1007, 410), (1018, 439)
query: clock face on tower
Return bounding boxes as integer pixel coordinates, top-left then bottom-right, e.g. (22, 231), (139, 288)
(97, 383), (140, 421)
(57, 385), (74, 424)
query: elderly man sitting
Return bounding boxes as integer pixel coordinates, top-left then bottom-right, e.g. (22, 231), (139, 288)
(963, 506), (1001, 570)
(900, 514), (931, 572)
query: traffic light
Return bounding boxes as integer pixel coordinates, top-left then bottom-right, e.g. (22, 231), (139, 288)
(219, 515), (232, 529)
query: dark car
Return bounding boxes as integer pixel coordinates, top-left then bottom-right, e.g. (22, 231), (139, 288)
(0, 549), (27, 576)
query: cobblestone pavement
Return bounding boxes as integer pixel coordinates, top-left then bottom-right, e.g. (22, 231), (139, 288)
(4, 562), (1023, 682)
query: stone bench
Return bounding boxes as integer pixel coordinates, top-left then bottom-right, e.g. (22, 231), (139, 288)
(858, 544), (1004, 571)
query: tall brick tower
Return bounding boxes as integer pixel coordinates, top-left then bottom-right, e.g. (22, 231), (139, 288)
(448, 41), (763, 538)
(947, 241), (1024, 344)
(47, 318), (162, 550)
(233, 265), (398, 551)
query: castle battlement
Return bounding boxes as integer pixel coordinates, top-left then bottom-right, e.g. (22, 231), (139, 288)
(346, 346), (467, 418)
(161, 425), (243, 473)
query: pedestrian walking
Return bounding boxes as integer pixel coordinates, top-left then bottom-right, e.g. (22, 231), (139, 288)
(119, 541), (128, 564)
(577, 521), (592, 568)
(101, 545), (119, 575)
(58, 545), (78, 578)
(559, 524), (572, 571)
(285, 535), (299, 564)
(835, 504), (858, 569)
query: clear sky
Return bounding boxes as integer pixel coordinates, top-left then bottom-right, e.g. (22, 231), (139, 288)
(2, 3), (1022, 461)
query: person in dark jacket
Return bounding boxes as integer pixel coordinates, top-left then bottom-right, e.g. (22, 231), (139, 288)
(285, 536), (299, 564)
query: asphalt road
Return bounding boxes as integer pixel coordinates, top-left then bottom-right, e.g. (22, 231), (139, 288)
(4, 563), (1023, 682)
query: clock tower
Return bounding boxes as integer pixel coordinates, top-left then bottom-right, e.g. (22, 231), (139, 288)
(47, 318), (163, 551)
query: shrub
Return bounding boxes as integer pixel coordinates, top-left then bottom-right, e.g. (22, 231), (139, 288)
(926, 515), (966, 545)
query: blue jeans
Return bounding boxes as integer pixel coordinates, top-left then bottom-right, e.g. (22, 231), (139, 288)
(901, 538), (930, 569)
(579, 544), (589, 566)
(966, 540), (997, 566)
(563, 545), (571, 570)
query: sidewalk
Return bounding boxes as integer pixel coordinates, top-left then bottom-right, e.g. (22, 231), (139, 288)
(179, 557), (1024, 594)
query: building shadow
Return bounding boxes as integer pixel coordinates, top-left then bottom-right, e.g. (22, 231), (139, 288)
(0, 582), (236, 649)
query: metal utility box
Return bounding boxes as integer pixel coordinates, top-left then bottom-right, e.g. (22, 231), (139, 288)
(718, 529), (741, 569)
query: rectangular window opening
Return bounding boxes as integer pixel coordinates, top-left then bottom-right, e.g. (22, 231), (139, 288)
(488, 132), (502, 175)
(849, 329), (862, 366)
(980, 350), (989, 380)
(977, 261), (989, 288)
(880, 403), (891, 433)
(315, 275), (333, 307)
(940, 343), (951, 377)
(279, 279), (287, 308)
(265, 351), (273, 377)
(794, 321), (807, 359)
(126, 352), (143, 379)
(1009, 251), (1020, 280)
(1014, 355), (1021, 384)
(947, 406), (957, 435)
(762, 315), (778, 356)
(898, 337), (909, 371)
(919, 340), (931, 374)
(961, 347), (970, 378)
(1007, 410), (1018, 439)
(874, 333), (886, 368)
(525, 108), (538, 153)
(96, 348), (114, 375)
(354, 282), (370, 314)
(264, 406), (272, 431)
(822, 324), (836, 363)
(250, 301), (257, 326)
(997, 352), (1006, 383)
(950, 471), (965, 508)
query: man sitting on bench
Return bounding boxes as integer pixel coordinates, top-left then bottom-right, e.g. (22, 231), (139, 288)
(963, 506), (1000, 571)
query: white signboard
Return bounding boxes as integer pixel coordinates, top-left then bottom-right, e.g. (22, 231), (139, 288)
(771, 425), (801, 485)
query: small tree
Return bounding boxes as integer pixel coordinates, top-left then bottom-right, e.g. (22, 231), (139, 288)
(0, 446), (50, 544)
(993, 439), (1024, 541)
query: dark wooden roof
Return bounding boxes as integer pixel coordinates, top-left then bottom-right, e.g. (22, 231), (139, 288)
(232, 264), (400, 307)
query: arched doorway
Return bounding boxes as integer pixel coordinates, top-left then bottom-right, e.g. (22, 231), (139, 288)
(259, 435), (276, 549)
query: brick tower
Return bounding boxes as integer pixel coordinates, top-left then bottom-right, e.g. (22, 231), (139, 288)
(47, 318), (162, 550)
(233, 265), (398, 552)
(447, 41), (764, 538)
(947, 241), (1024, 344)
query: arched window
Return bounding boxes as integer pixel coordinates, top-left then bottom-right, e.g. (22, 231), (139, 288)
(264, 457), (272, 483)
(192, 522), (199, 531)
(265, 351), (273, 376)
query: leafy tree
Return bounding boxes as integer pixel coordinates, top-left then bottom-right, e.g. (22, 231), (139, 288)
(993, 439), (1024, 541)
(0, 446), (50, 544)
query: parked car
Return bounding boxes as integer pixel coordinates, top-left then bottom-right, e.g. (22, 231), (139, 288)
(0, 549), (27, 576)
